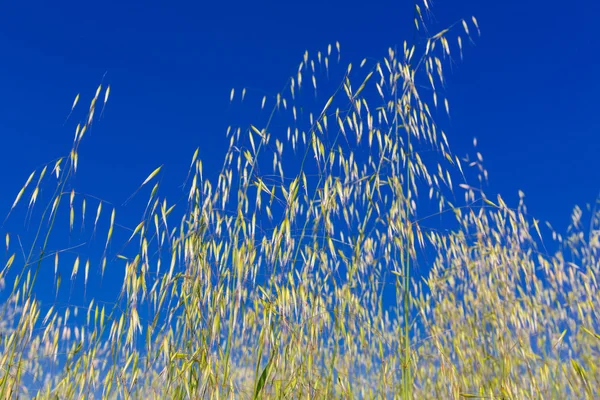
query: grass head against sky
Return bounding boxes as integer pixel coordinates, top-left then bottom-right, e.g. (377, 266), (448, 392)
(0, 0), (599, 397)
(0, 0), (598, 234)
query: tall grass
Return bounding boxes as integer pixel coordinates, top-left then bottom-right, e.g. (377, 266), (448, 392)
(1, 4), (599, 399)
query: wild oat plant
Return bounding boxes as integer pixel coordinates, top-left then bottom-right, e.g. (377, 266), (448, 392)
(1, 7), (599, 400)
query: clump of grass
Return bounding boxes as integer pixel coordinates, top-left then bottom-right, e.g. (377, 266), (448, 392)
(1, 3), (599, 399)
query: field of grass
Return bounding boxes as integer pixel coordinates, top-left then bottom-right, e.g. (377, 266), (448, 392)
(1, 6), (599, 399)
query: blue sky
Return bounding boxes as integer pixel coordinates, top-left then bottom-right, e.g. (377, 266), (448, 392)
(0, 0), (598, 302)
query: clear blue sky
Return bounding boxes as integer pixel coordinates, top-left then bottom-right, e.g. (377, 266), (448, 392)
(0, 0), (598, 300)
